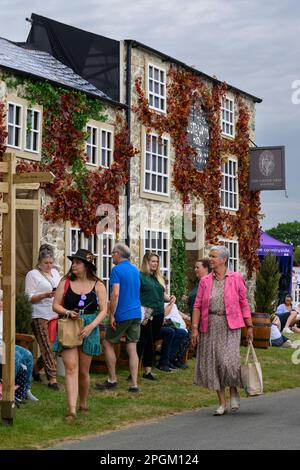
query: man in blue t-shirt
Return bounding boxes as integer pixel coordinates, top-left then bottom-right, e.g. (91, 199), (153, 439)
(95, 243), (141, 393)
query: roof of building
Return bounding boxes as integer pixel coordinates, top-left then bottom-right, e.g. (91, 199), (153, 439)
(0, 36), (123, 106)
(127, 40), (262, 104)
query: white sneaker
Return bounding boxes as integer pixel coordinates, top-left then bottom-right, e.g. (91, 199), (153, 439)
(213, 405), (228, 416)
(26, 389), (39, 401)
(282, 327), (294, 334)
(230, 393), (240, 411)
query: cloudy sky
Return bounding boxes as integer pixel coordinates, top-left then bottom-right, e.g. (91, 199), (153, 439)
(1, 0), (299, 229)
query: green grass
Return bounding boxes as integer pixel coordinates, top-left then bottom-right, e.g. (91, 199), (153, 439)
(1, 334), (300, 450)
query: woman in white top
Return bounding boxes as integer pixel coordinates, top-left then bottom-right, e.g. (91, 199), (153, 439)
(25, 244), (61, 390)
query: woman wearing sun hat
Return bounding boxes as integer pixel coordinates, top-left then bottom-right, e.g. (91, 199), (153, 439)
(53, 248), (107, 420)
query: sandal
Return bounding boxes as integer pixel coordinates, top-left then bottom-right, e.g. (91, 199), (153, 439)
(64, 412), (76, 421)
(79, 406), (89, 413)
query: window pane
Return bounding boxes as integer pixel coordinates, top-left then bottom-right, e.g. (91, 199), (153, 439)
(151, 175), (156, 191)
(163, 177), (167, 194)
(8, 104), (14, 123)
(151, 135), (157, 153)
(33, 132), (38, 151)
(158, 156), (162, 173)
(15, 128), (20, 147)
(163, 159), (167, 175)
(34, 111), (39, 131)
(145, 172), (150, 190)
(102, 130), (106, 147)
(15, 106), (21, 125)
(146, 153), (151, 170)
(26, 132), (32, 150)
(152, 156), (157, 172)
(102, 149), (107, 166)
(157, 175), (162, 192)
(8, 125), (13, 145)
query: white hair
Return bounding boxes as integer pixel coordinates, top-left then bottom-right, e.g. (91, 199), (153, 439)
(209, 245), (230, 264)
(113, 243), (130, 259)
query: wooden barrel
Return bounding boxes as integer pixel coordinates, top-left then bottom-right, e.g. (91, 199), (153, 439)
(241, 312), (271, 349)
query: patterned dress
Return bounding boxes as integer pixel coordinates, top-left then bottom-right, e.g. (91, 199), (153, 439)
(194, 277), (242, 390)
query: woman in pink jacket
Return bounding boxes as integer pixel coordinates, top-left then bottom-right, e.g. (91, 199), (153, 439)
(191, 246), (253, 416)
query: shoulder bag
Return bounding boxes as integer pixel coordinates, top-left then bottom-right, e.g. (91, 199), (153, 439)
(57, 278), (84, 348)
(241, 341), (263, 396)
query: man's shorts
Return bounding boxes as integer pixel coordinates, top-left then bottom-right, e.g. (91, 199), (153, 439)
(105, 318), (141, 344)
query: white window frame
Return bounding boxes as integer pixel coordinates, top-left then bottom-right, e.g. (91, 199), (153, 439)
(144, 133), (169, 196)
(100, 232), (114, 295)
(85, 123), (114, 168)
(7, 101), (23, 149)
(148, 64), (166, 113)
(24, 108), (41, 154)
(220, 157), (239, 211)
(144, 228), (169, 282)
(100, 129), (113, 168)
(219, 238), (239, 272)
(69, 228), (114, 297)
(221, 96), (235, 138)
(86, 125), (98, 166)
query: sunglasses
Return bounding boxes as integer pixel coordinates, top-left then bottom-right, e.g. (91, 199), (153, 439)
(78, 294), (87, 308)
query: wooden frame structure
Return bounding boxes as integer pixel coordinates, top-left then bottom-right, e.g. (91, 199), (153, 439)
(0, 153), (54, 425)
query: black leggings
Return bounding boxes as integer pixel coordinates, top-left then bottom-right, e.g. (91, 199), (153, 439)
(137, 313), (164, 368)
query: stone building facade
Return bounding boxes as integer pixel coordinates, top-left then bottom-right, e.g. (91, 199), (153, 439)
(119, 40), (261, 305)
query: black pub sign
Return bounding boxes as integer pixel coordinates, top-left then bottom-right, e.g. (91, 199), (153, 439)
(249, 146), (285, 191)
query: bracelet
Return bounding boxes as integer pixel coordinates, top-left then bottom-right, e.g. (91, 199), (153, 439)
(64, 310), (70, 318)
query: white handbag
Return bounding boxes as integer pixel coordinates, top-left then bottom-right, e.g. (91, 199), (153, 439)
(241, 341), (263, 396)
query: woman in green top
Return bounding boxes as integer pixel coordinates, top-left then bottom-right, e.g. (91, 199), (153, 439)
(183, 259), (210, 319)
(137, 253), (175, 380)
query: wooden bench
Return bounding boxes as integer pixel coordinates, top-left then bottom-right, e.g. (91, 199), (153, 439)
(90, 318), (196, 373)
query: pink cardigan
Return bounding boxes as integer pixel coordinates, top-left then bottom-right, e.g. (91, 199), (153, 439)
(194, 271), (251, 332)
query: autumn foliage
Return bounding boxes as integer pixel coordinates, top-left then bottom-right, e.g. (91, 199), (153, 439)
(133, 68), (260, 277)
(13, 92), (137, 237)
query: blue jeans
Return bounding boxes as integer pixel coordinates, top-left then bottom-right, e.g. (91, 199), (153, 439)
(15, 345), (33, 391)
(158, 327), (189, 366)
(271, 335), (288, 347)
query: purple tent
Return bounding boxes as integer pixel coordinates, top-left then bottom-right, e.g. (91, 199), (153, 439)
(257, 230), (293, 296)
(257, 230), (293, 257)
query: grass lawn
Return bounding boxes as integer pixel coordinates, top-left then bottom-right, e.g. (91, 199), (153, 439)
(1, 334), (300, 450)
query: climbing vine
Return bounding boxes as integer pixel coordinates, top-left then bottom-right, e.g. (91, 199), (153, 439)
(1, 74), (137, 236)
(133, 68), (260, 276)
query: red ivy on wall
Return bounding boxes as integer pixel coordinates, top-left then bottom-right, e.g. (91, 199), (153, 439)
(0, 102), (7, 161)
(133, 68), (260, 277)
(14, 92), (137, 237)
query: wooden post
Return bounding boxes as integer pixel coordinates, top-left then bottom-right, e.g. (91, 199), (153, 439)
(1, 153), (16, 425)
(0, 153), (54, 425)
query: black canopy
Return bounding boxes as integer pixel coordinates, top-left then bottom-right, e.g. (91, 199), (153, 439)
(26, 13), (120, 102)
